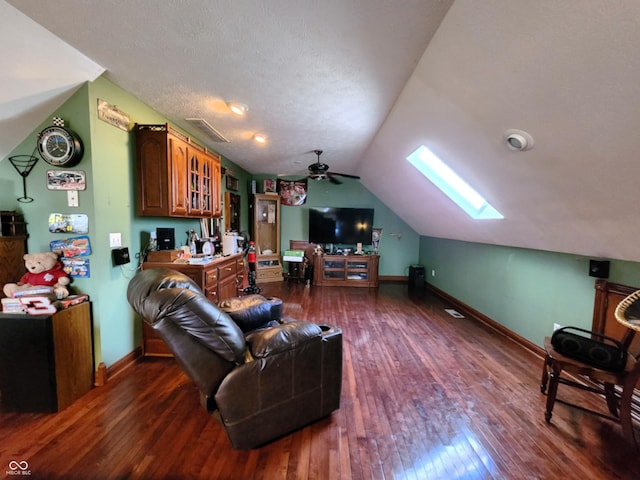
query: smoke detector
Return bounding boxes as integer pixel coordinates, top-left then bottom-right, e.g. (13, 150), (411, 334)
(505, 129), (534, 151)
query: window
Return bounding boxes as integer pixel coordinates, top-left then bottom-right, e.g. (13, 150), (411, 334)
(407, 146), (503, 220)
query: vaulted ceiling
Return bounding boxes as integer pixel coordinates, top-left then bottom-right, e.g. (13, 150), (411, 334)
(3, 0), (640, 262)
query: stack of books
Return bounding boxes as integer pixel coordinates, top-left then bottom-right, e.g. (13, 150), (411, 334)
(13, 286), (54, 297)
(1, 293), (89, 314)
(1, 297), (25, 313)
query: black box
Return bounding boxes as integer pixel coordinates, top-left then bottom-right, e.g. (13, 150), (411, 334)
(112, 247), (130, 266)
(409, 264), (425, 290)
(156, 227), (175, 251)
(589, 259), (610, 279)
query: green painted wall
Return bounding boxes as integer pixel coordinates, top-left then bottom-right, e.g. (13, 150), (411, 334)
(1, 76), (251, 368)
(251, 174), (420, 276)
(419, 236), (640, 347)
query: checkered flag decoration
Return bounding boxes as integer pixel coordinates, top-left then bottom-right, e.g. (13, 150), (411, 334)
(52, 117), (65, 127)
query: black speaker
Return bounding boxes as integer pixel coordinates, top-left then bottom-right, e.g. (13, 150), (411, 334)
(408, 265), (425, 290)
(156, 228), (175, 251)
(551, 326), (626, 371)
(589, 259), (610, 278)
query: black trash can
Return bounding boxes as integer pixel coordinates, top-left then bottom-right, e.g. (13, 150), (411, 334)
(408, 265), (425, 290)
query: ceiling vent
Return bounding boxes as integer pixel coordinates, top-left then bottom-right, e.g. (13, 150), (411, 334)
(185, 118), (230, 143)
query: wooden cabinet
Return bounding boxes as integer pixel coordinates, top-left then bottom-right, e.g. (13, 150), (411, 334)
(250, 194), (283, 283)
(0, 235), (27, 295)
(141, 253), (244, 356)
(313, 254), (379, 287)
(224, 192), (241, 232)
(592, 280), (640, 355)
(0, 302), (93, 412)
(187, 145), (221, 217)
(135, 124), (221, 218)
(211, 160), (222, 217)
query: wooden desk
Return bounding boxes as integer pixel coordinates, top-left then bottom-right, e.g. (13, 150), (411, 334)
(0, 302), (93, 412)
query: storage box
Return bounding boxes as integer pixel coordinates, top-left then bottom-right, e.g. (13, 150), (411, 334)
(283, 250), (304, 262)
(146, 249), (181, 263)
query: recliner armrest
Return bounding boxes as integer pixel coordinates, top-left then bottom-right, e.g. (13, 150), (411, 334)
(219, 295), (283, 332)
(246, 321), (322, 358)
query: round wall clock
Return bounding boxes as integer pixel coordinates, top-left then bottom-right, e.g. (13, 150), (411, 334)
(37, 125), (84, 167)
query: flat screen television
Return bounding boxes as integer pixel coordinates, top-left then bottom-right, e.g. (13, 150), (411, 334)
(308, 207), (375, 245)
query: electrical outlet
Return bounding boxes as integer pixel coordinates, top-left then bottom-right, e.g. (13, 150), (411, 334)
(67, 190), (79, 207)
(109, 233), (122, 248)
(431, 269), (436, 277)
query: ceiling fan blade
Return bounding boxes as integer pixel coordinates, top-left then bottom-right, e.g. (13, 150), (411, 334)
(326, 173), (343, 184)
(329, 172), (361, 180)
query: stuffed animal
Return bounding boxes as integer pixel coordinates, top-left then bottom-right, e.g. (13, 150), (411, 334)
(3, 251), (70, 299)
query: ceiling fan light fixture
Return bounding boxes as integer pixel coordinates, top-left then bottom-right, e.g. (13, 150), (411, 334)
(306, 149), (359, 185)
(253, 133), (267, 144)
(227, 102), (248, 116)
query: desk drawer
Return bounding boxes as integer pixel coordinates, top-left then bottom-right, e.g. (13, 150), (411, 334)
(205, 286), (219, 303)
(218, 261), (236, 281)
(205, 269), (218, 287)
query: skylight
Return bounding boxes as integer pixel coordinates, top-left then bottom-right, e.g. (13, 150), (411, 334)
(407, 146), (503, 220)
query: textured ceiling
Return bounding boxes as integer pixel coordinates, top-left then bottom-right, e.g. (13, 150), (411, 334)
(3, 0), (450, 177)
(4, 0), (640, 263)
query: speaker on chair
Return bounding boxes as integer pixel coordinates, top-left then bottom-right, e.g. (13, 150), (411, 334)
(589, 259), (610, 278)
(551, 326), (626, 371)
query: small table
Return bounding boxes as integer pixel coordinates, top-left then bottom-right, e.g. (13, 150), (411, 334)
(614, 289), (640, 348)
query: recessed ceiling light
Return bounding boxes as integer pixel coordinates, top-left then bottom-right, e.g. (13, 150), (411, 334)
(253, 133), (267, 144)
(505, 129), (534, 151)
(227, 102), (248, 116)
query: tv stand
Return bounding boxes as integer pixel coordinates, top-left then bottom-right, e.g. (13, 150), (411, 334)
(312, 254), (379, 287)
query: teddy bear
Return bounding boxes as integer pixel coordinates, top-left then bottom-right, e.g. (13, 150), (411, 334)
(3, 251), (71, 299)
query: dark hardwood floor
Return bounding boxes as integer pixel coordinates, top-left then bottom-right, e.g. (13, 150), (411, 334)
(1, 281), (639, 479)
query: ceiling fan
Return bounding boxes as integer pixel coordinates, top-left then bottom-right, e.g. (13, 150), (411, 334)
(307, 150), (360, 185)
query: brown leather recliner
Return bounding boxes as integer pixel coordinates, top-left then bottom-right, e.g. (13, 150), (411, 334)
(126, 267), (342, 449)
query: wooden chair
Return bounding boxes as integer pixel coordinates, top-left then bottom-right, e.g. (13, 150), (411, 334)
(288, 240), (317, 285)
(541, 293), (640, 447)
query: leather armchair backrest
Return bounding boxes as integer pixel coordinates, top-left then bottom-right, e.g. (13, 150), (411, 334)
(127, 267), (201, 318)
(142, 287), (245, 364)
(127, 268), (248, 402)
(128, 268), (245, 364)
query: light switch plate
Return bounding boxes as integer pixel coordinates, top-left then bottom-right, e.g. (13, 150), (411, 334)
(109, 233), (122, 248)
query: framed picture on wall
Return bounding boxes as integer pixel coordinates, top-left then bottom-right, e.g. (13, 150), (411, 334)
(226, 175), (239, 191)
(263, 178), (276, 193)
